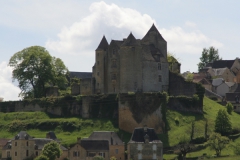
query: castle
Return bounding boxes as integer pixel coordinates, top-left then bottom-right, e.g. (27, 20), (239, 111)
(72, 24), (172, 95)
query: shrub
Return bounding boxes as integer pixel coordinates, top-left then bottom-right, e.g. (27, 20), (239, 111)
(226, 102), (233, 114)
(191, 136), (206, 144)
(175, 117), (179, 125)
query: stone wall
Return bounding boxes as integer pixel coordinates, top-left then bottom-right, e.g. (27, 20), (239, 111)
(80, 78), (92, 95)
(169, 71), (196, 96)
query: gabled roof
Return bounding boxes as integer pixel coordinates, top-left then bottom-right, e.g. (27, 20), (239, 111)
(46, 131), (57, 140)
(69, 72), (92, 79)
(87, 131), (124, 145)
(142, 24), (166, 42)
(129, 127), (161, 143)
(96, 35), (109, 51)
(81, 140), (109, 151)
(212, 60), (235, 69)
(121, 33), (140, 46)
(212, 78), (224, 86)
(211, 68), (228, 76)
(226, 92), (240, 102)
(110, 40), (124, 47)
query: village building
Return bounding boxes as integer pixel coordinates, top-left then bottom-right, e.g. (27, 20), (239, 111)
(127, 127), (163, 160)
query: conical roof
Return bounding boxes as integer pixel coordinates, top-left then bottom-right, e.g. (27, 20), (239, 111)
(142, 24), (166, 42)
(96, 35), (108, 51)
(121, 32), (139, 46)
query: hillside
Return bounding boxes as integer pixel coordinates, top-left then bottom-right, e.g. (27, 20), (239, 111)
(0, 96), (240, 158)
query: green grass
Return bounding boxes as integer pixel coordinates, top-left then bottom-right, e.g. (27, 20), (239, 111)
(1, 96), (240, 158)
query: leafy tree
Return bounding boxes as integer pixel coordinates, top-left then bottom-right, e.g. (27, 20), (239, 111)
(175, 136), (194, 160)
(8, 46), (68, 98)
(231, 142), (240, 155)
(226, 102), (233, 114)
(34, 155), (49, 160)
(42, 141), (62, 160)
(93, 156), (104, 160)
(197, 46), (221, 71)
(207, 132), (229, 156)
(167, 52), (180, 73)
(215, 109), (232, 135)
(186, 73), (193, 82)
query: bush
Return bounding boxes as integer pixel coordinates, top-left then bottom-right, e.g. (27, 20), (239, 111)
(226, 102), (233, 114)
(191, 136), (206, 144)
(209, 96), (218, 101)
(232, 142), (240, 155)
(175, 117), (179, 125)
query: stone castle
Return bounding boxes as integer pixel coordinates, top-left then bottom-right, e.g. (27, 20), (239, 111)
(73, 24), (172, 95)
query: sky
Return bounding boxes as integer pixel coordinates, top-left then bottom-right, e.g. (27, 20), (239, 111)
(1, 0), (240, 101)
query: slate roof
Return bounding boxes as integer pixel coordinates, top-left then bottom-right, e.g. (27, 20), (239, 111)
(129, 127), (161, 143)
(2, 141), (12, 150)
(96, 35), (109, 51)
(0, 139), (10, 146)
(111, 40), (124, 47)
(34, 138), (52, 150)
(235, 84), (240, 92)
(142, 24), (166, 42)
(212, 78), (224, 86)
(226, 92), (240, 102)
(69, 72), (92, 79)
(13, 131), (33, 140)
(87, 131), (124, 145)
(212, 68), (227, 76)
(212, 60), (235, 69)
(121, 33), (140, 46)
(46, 131), (57, 140)
(81, 140), (109, 151)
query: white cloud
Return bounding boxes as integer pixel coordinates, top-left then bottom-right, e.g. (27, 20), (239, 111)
(0, 62), (21, 101)
(46, 1), (223, 73)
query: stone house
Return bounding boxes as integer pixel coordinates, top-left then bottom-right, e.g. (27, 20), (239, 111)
(69, 131), (125, 160)
(1, 131), (68, 160)
(70, 24), (169, 95)
(127, 127), (163, 160)
(226, 84), (240, 112)
(207, 67), (235, 82)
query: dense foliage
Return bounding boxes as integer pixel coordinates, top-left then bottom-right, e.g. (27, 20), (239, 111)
(42, 141), (62, 160)
(8, 46), (68, 99)
(215, 109), (232, 135)
(207, 132), (229, 156)
(197, 46), (221, 71)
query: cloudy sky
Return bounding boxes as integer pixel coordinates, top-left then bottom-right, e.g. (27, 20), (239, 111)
(1, 0), (240, 101)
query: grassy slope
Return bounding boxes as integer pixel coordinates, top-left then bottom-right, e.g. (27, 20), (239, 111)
(162, 96), (240, 159)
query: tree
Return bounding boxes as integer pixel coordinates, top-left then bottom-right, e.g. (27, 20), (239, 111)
(231, 142), (240, 155)
(226, 102), (233, 114)
(41, 141), (62, 160)
(197, 46), (221, 71)
(167, 52), (180, 73)
(215, 109), (232, 135)
(34, 155), (49, 160)
(186, 73), (194, 82)
(93, 156), (104, 160)
(207, 132), (229, 156)
(175, 136), (194, 160)
(8, 46), (68, 98)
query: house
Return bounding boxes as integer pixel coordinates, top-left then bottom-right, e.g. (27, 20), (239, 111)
(226, 84), (240, 112)
(69, 24), (169, 96)
(1, 131), (68, 160)
(127, 127), (163, 160)
(207, 67), (235, 82)
(69, 131), (125, 160)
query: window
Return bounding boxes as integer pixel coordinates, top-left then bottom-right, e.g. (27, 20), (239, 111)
(97, 72), (99, 76)
(158, 63), (161, 70)
(7, 151), (10, 157)
(112, 49), (116, 55)
(88, 152), (96, 157)
(73, 151), (80, 157)
(159, 75), (162, 82)
(15, 152), (17, 156)
(112, 73), (117, 80)
(234, 106), (236, 109)
(99, 152), (105, 158)
(115, 149), (118, 154)
(36, 151), (38, 156)
(112, 60), (117, 68)
(26, 141), (28, 146)
(26, 150), (29, 156)
(15, 142), (17, 146)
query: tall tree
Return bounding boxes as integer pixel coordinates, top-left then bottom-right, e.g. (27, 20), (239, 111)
(8, 46), (68, 98)
(42, 141), (62, 160)
(207, 132), (229, 157)
(215, 109), (232, 135)
(197, 46), (221, 71)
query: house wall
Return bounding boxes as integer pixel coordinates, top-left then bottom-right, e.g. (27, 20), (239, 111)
(109, 144), (125, 160)
(216, 83), (229, 97)
(80, 78), (92, 95)
(127, 143), (163, 160)
(68, 144), (85, 160)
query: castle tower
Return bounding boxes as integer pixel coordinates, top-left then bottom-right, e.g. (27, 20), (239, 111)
(119, 33), (143, 93)
(94, 35), (108, 94)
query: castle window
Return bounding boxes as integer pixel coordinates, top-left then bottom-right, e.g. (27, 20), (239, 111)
(158, 63), (161, 70)
(159, 75), (162, 82)
(26, 150), (29, 156)
(112, 60), (117, 68)
(36, 151), (38, 156)
(115, 149), (118, 154)
(112, 73), (117, 80)
(112, 49), (116, 55)
(15, 152), (17, 156)
(26, 141), (28, 146)
(15, 142), (17, 146)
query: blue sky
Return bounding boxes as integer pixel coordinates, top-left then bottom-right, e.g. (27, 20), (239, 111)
(1, 0), (240, 100)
